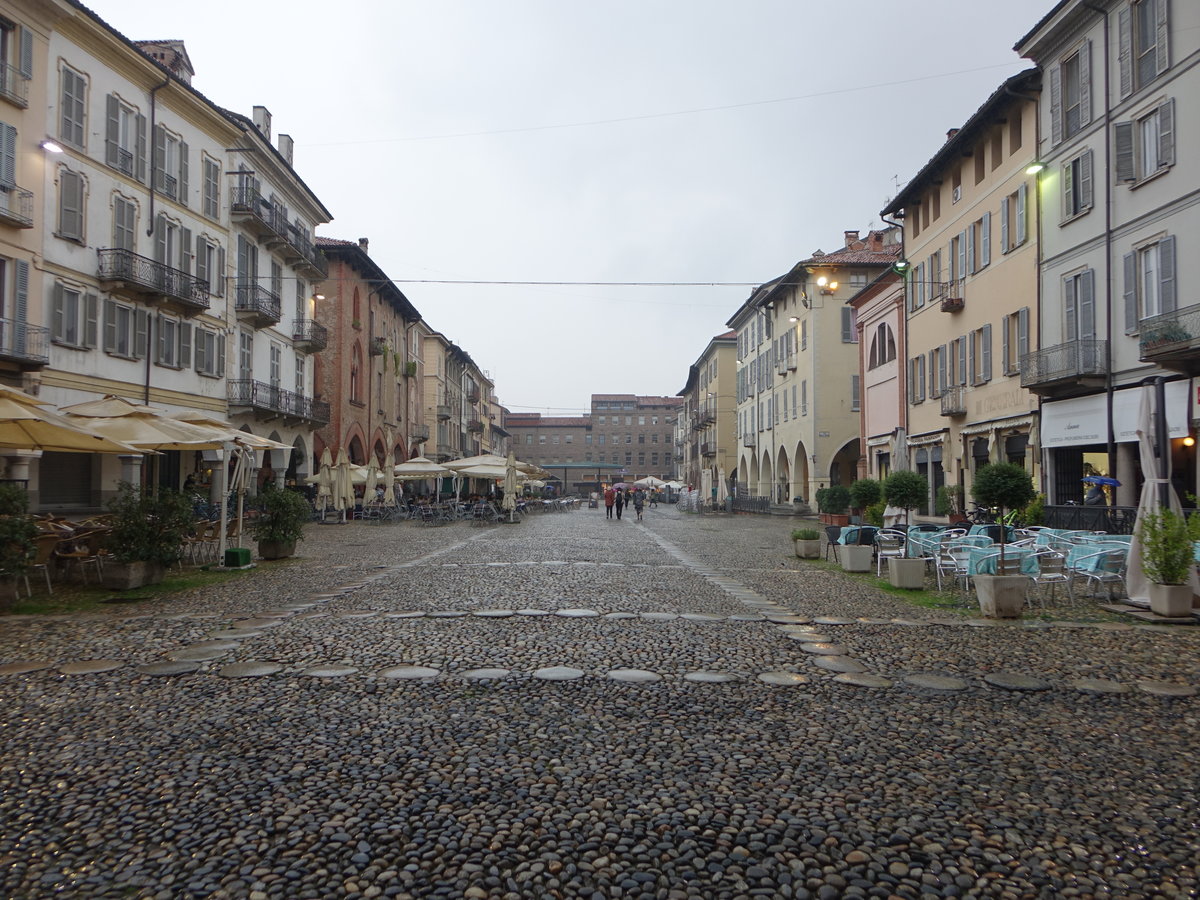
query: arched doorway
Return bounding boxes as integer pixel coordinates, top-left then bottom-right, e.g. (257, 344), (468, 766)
(829, 439), (859, 487)
(759, 449), (774, 497)
(776, 446), (791, 504)
(347, 435), (365, 465)
(372, 438), (386, 465)
(287, 436), (307, 484)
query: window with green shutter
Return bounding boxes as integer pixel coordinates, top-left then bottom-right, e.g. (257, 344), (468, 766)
(59, 66), (86, 148)
(57, 168), (84, 242)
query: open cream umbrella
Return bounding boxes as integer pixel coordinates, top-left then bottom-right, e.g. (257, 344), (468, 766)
(394, 456), (454, 478)
(634, 475), (667, 489)
(454, 463), (510, 480)
(0, 386), (141, 454)
(60, 395), (228, 450)
(445, 453), (541, 475)
(171, 411), (292, 452)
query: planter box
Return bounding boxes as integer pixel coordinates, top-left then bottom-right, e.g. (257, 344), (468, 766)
(820, 513), (850, 527)
(975, 574), (1026, 618)
(102, 561), (166, 591)
(1148, 582), (1194, 618)
(888, 557), (926, 589)
(840, 544), (872, 573)
(793, 539), (821, 559)
(258, 540), (297, 560)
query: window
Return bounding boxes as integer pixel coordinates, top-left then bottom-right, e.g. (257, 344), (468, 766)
(651, 416), (658, 425)
(969, 214), (991, 273)
(104, 95), (145, 179)
(990, 128), (1003, 171)
(202, 156), (220, 218)
(651, 453), (658, 466)
(637, 453), (645, 466)
(1115, 99), (1174, 183)
(1121, 0), (1168, 96)
(949, 233), (962, 282)
(868, 323), (896, 369)
(51, 283), (97, 348)
(102, 299), (147, 358)
(624, 416), (632, 425)
(1058, 152), (1092, 223)
(800, 319), (807, 349)
(851, 375), (861, 412)
(0, 22), (31, 104)
(585, 434), (592, 445)
(638, 434), (644, 444)
(970, 325), (993, 385)
(1064, 270), (1096, 340)
(59, 65), (86, 148)
(1002, 308), (1030, 376)
(638, 416), (645, 425)
(525, 434), (532, 445)
(1124, 236), (1175, 328)
(538, 434), (546, 444)
(907, 356), (927, 404)
(957, 336), (968, 385)
(800, 381), (808, 416)
(552, 434), (559, 444)
(840, 307), (858, 343)
(153, 126), (187, 202)
(625, 434), (631, 444)
(565, 434), (572, 444)
(154, 214), (191, 274)
(1009, 112), (1023, 153)
(238, 330), (253, 381)
(155, 315), (190, 369)
(194, 326), (224, 377)
(974, 145), (985, 184)
(1054, 44), (1091, 144)
(196, 237), (224, 296)
(624, 452), (632, 465)
(271, 259), (283, 301)
(349, 345), (362, 402)
(598, 415), (606, 425)
(651, 434), (658, 443)
(296, 353), (305, 396)
(57, 167), (84, 242)
(112, 195), (136, 251)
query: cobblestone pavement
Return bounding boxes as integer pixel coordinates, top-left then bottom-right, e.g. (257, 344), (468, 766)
(1, 507), (1198, 899)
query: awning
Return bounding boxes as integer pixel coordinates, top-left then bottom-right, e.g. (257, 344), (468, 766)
(866, 435), (892, 447)
(1041, 382), (1188, 448)
(959, 415), (1034, 437)
(906, 430), (947, 447)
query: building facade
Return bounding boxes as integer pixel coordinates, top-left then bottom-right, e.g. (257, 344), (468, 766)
(589, 394), (680, 484)
(677, 331), (737, 492)
(848, 271), (906, 481)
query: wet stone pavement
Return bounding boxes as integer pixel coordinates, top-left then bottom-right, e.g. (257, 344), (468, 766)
(1, 506), (1198, 899)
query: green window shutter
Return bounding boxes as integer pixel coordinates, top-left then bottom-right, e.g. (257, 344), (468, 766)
(180, 227), (192, 273)
(136, 114), (147, 183)
(14, 260), (28, 323)
(982, 324), (992, 382)
(1159, 236), (1176, 313)
(216, 331), (226, 375)
(0, 123), (16, 187)
(1079, 270), (1095, 339)
(178, 140), (189, 206)
(215, 246), (225, 296)
(958, 336), (967, 386)
(195, 328), (207, 373)
(968, 333), (976, 386)
(180, 322), (192, 368)
(51, 283), (64, 341)
(1017, 308), (1029, 363)
(153, 125), (166, 191)
(103, 299), (117, 352)
(1123, 253), (1137, 333)
(1065, 276), (1079, 341)
(155, 315), (166, 363)
(1049, 64), (1062, 145)
(105, 94), (120, 168)
(1002, 317), (1010, 374)
(1080, 150), (1093, 209)
(1078, 41), (1092, 130)
(134, 309), (148, 358)
(154, 214), (167, 263)
(1154, 0), (1169, 76)
(83, 293), (98, 348)
(59, 169), (82, 239)
(1000, 194), (1009, 252)
(980, 212), (991, 267)
(195, 236), (208, 287)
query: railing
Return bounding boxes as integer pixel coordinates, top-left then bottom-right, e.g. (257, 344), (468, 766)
(436, 442), (455, 459)
(0, 63), (29, 107)
(786, 352), (797, 371)
(1139, 303), (1200, 367)
(1020, 339), (1107, 390)
(97, 248), (209, 311)
(700, 442), (715, 457)
(227, 379), (329, 425)
(742, 432), (757, 448)
(696, 404), (715, 426)
(234, 280), (281, 323)
(0, 318), (49, 365)
(0, 185), (34, 227)
(369, 336), (387, 356)
(1042, 504), (1140, 534)
(466, 418), (484, 432)
(465, 387), (480, 403)
(410, 424), (430, 442)
(436, 404), (452, 420)
(291, 318), (328, 351)
(940, 385), (967, 416)
(732, 494), (770, 514)
(231, 185), (266, 216)
(158, 172), (178, 201)
(113, 147), (134, 178)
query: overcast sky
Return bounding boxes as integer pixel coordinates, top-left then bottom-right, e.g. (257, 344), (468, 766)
(93, 0), (1053, 415)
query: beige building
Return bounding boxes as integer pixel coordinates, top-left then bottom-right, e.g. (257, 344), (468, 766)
(731, 229), (900, 505)
(421, 330), (493, 463)
(676, 330), (736, 493)
(880, 70), (1042, 515)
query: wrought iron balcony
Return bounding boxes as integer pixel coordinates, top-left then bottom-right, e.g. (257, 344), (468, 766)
(465, 386), (480, 403)
(742, 432), (757, 448)
(436, 404), (452, 420)
(1139, 304), (1200, 374)
(697, 404), (716, 427)
(940, 280), (963, 312)
(1020, 339), (1107, 398)
(234, 280), (281, 327)
(410, 424), (430, 442)
(230, 185), (277, 238)
(97, 248), (209, 313)
(435, 442), (455, 460)
(291, 318), (328, 352)
(227, 379), (329, 425)
(0, 318), (49, 368)
(940, 385), (967, 417)
(0, 63), (29, 108)
(700, 441), (716, 457)
(466, 418), (484, 433)
(0, 185), (33, 228)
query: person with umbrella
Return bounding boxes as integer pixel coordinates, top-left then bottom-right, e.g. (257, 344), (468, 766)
(615, 485), (625, 520)
(1083, 475), (1119, 506)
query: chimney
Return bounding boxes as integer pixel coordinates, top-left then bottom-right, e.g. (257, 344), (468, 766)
(358, 237), (369, 254)
(946, 128), (960, 142)
(278, 134), (294, 166)
(844, 230), (861, 249)
(253, 106), (271, 140)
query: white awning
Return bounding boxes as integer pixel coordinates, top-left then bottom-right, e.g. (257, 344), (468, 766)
(906, 430), (947, 447)
(1041, 382), (1188, 448)
(866, 435), (892, 447)
(959, 415), (1034, 437)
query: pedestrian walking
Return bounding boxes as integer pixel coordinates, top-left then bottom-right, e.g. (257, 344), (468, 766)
(633, 490), (645, 521)
(615, 489), (625, 520)
(604, 486), (615, 519)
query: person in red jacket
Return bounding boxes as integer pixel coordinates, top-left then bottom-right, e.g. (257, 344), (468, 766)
(603, 486), (616, 519)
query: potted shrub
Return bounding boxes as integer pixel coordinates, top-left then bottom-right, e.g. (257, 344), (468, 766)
(849, 479), (882, 522)
(791, 527), (821, 559)
(250, 486), (311, 560)
(816, 484), (851, 527)
(1137, 508), (1200, 617)
(0, 484), (38, 607)
(104, 482), (194, 590)
(970, 463), (1037, 618)
(936, 484), (966, 523)
(882, 470), (929, 588)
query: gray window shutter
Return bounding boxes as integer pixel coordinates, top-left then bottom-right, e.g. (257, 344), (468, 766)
(1049, 64), (1062, 145)
(982, 324), (992, 382)
(1079, 40), (1092, 129)
(1079, 270), (1095, 339)
(956, 336), (966, 385)
(105, 94), (119, 168)
(928, 350), (936, 398)
(1017, 307), (1030, 364)
(1158, 98), (1174, 167)
(1002, 318), (1010, 374)
(956, 231), (967, 281)
(134, 309), (148, 358)
(83, 293), (98, 348)
(0, 123), (15, 187)
(1080, 150), (1093, 209)
(195, 329), (207, 372)
(1123, 252), (1137, 332)
(14, 260), (27, 324)
(215, 246), (225, 296)
(103, 299), (117, 352)
(18, 27), (32, 79)
(918, 357), (926, 401)
(136, 114), (147, 183)
(1118, 5), (1132, 98)
(155, 314), (166, 363)
(51, 283), (64, 341)
(851, 375), (860, 411)
(154, 214), (167, 263)
(217, 332), (225, 375)
(195, 236), (208, 287)
(179, 141), (189, 206)
(1159, 235), (1176, 313)
(1062, 159), (1074, 217)
(1000, 195), (1009, 252)
(1155, 0), (1169, 76)
(966, 226), (976, 275)
(968, 333), (976, 385)
(1114, 122), (1135, 182)
(841, 306), (852, 342)
(180, 226), (192, 273)
(59, 169), (82, 239)
(153, 125), (166, 191)
(1065, 276), (1079, 340)
(907, 359), (914, 405)
(980, 212), (991, 267)
(1016, 183), (1027, 244)
(180, 323), (192, 368)
(938, 343), (947, 392)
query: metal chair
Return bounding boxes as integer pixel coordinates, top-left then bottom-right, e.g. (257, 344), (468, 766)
(824, 525), (841, 563)
(53, 531), (106, 583)
(935, 542), (972, 592)
(875, 530), (907, 576)
(1069, 549), (1128, 602)
(1027, 550), (1072, 608)
(24, 533), (61, 596)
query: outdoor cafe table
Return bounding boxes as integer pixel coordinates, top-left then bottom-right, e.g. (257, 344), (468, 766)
(1065, 540), (1131, 573)
(966, 545), (1039, 576)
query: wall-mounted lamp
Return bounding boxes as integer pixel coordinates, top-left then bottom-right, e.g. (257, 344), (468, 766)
(314, 294), (325, 301)
(892, 259), (911, 276)
(1184, 435), (1195, 448)
(788, 316), (799, 323)
(816, 275), (838, 295)
(40, 140), (64, 154)
(1025, 160), (1045, 175)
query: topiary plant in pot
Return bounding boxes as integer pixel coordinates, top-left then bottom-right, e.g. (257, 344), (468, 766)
(816, 484), (851, 526)
(970, 463), (1037, 617)
(881, 470), (929, 587)
(249, 486), (311, 560)
(105, 482), (194, 590)
(849, 479), (882, 517)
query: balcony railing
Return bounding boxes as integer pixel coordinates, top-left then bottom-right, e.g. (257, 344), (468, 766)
(0, 185), (34, 228)
(227, 379), (329, 425)
(291, 318), (328, 352)
(435, 442), (455, 460)
(697, 404), (716, 427)
(436, 404), (452, 420)
(466, 418), (484, 433)
(700, 441), (715, 457)
(940, 385), (967, 417)
(369, 336), (387, 356)
(742, 432), (757, 448)
(230, 185), (276, 237)
(97, 248), (209, 313)
(0, 64), (29, 107)
(1020, 339), (1107, 397)
(234, 280), (281, 326)
(287, 230), (328, 277)
(410, 424), (430, 442)
(1139, 303), (1200, 374)
(465, 386), (480, 403)
(0, 318), (49, 367)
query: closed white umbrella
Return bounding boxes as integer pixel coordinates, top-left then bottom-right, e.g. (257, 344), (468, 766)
(363, 459), (381, 499)
(502, 451), (519, 522)
(314, 448), (333, 515)
(332, 448), (354, 519)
